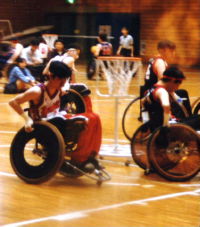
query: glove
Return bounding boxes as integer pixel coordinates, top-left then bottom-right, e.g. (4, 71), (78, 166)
(21, 112), (34, 132)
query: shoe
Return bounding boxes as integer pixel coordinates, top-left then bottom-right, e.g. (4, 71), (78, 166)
(59, 161), (81, 177)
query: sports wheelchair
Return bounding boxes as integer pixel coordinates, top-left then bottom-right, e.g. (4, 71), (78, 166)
(10, 84), (111, 185)
(122, 88), (200, 181)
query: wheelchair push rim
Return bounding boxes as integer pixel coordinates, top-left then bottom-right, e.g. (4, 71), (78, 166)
(10, 121), (65, 184)
(131, 122), (152, 170)
(60, 89), (86, 114)
(148, 124), (200, 181)
(122, 96), (142, 141)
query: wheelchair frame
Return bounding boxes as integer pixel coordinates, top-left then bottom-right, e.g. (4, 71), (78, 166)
(10, 88), (111, 185)
(122, 91), (200, 181)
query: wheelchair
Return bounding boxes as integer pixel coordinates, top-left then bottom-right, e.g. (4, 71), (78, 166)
(10, 84), (111, 185)
(122, 88), (200, 181)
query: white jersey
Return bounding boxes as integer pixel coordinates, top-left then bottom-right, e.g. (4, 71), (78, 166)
(29, 83), (63, 120)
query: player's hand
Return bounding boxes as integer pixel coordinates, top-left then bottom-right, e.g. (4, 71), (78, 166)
(21, 112), (34, 132)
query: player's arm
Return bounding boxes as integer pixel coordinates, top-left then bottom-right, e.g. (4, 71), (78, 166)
(43, 59), (52, 75)
(155, 88), (171, 126)
(9, 86), (41, 132)
(153, 59), (167, 80)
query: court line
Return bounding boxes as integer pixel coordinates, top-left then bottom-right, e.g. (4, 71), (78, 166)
(3, 189), (200, 227)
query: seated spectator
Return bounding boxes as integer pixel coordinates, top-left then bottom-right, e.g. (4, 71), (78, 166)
(0, 41), (13, 78)
(38, 37), (49, 63)
(21, 39), (44, 81)
(7, 38), (24, 64)
(47, 39), (66, 60)
(4, 57), (36, 94)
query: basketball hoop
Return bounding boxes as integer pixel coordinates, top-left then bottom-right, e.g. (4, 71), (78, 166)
(96, 56), (142, 97)
(42, 34), (58, 49)
(95, 56), (142, 154)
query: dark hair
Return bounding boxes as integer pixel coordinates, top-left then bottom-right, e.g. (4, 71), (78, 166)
(30, 39), (40, 46)
(54, 39), (65, 47)
(121, 27), (129, 31)
(16, 57), (26, 63)
(157, 40), (176, 50)
(99, 33), (107, 42)
(162, 66), (186, 81)
(49, 61), (72, 79)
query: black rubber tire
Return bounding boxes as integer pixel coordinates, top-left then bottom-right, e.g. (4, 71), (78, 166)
(122, 96), (142, 141)
(192, 97), (200, 115)
(10, 121), (65, 184)
(148, 124), (200, 181)
(131, 122), (152, 170)
(60, 89), (86, 114)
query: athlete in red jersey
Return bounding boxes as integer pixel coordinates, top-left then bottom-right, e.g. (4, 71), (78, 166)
(9, 61), (102, 173)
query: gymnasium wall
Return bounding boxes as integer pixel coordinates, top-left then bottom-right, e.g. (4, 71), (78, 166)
(0, 0), (199, 66)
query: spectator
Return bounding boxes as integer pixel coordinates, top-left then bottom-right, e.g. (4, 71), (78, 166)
(0, 41), (13, 77)
(4, 57), (36, 94)
(21, 39), (44, 82)
(48, 39), (66, 60)
(7, 38), (24, 64)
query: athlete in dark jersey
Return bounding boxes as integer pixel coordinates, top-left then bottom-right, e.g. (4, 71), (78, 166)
(142, 40), (176, 96)
(142, 67), (200, 131)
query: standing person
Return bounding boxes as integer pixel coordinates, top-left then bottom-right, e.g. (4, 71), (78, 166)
(4, 57), (36, 94)
(143, 40), (176, 94)
(47, 39), (66, 60)
(21, 39), (44, 82)
(117, 27), (134, 57)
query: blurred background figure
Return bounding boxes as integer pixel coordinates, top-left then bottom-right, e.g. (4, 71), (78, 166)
(4, 57), (36, 94)
(21, 39), (44, 82)
(117, 27), (134, 57)
(7, 38), (24, 64)
(87, 33), (112, 80)
(38, 37), (49, 63)
(47, 39), (66, 60)
(0, 41), (13, 78)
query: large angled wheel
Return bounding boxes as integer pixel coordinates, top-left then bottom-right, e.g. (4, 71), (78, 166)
(131, 122), (152, 170)
(122, 97), (143, 141)
(10, 121), (65, 184)
(191, 97), (200, 115)
(60, 89), (86, 114)
(148, 124), (200, 181)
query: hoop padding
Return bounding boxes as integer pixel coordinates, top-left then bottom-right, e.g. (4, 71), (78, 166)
(42, 34), (58, 49)
(148, 124), (200, 181)
(10, 121), (65, 184)
(96, 57), (142, 96)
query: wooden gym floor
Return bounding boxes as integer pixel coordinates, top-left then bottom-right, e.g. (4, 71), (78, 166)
(0, 64), (200, 227)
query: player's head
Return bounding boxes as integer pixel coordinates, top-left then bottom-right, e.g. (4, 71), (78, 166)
(121, 27), (129, 35)
(161, 66), (185, 92)
(16, 57), (27, 68)
(30, 39), (40, 51)
(66, 47), (80, 60)
(54, 39), (65, 51)
(157, 40), (176, 60)
(98, 33), (108, 42)
(49, 61), (72, 79)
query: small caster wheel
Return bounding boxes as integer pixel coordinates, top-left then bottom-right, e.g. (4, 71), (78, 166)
(144, 168), (151, 175)
(125, 160), (131, 166)
(99, 156), (104, 160)
(97, 180), (103, 186)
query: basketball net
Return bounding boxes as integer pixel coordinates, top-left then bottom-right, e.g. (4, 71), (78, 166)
(96, 56), (142, 155)
(42, 34), (58, 49)
(96, 56), (142, 97)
